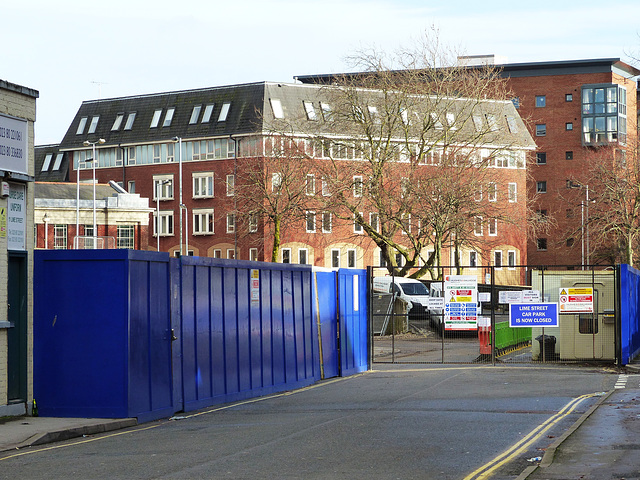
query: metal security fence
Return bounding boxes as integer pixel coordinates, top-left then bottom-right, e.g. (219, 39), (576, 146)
(369, 265), (618, 365)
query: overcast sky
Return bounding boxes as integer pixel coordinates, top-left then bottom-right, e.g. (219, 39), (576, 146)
(4, 0), (640, 145)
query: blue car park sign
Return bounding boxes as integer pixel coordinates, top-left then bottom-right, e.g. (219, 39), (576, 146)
(509, 303), (559, 328)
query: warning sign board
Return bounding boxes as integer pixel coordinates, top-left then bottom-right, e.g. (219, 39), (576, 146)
(444, 275), (478, 330)
(559, 287), (593, 313)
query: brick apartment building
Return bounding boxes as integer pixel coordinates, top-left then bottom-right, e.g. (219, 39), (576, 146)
(498, 58), (640, 266)
(49, 81), (534, 277)
(298, 57), (640, 267)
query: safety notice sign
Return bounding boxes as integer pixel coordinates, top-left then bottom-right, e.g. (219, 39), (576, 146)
(559, 287), (593, 313)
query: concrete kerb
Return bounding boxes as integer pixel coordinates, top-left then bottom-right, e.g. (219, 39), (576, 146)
(514, 389), (615, 480)
(1, 418), (138, 452)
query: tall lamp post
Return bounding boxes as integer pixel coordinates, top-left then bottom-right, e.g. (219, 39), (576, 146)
(83, 139), (105, 248)
(180, 204), (188, 255)
(43, 213), (49, 249)
(172, 137), (183, 256)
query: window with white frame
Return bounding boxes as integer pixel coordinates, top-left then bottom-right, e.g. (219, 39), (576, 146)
(508, 250), (516, 269)
(226, 174), (235, 196)
(494, 250), (503, 269)
(249, 248), (258, 262)
(115, 148), (123, 166)
(306, 211), (316, 233)
(218, 102), (231, 122)
(153, 176), (173, 200)
(213, 249), (222, 258)
(226, 213), (235, 233)
(189, 105), (201, 124)
(163, 108), (175, 127)
(54, 224), (67, 249)
(353, 175), (363, 197)
(370, 212), (379, 232)
(281, 248), (291, 264)
(193, 172), (214, 198)
(306, 174), (315, 195)
(488, 182), (497, 202)
(508, 183), (517, 202)
(202, 104), (214, 123)
(166, 143), (174, 162)
(127, 146), (136, 165)
(112, 113), (124, 131)
(489, 218), (497, 236)
(154, 211), (174, 236)
(322, 176), (331, 196)
(304, 101), (317, 120)
(248, 213), (258, 233)
(150, 109), (162, 128)
(76, 117), (88, 135)
(270, 98), (284, 119)
(193, 209), (214, 235)
(124, 112), (136, 130)
(322, 212), (332, 233)
(88, 116), (99, 134)
(469, 250), (478, 269)
(50, 153), (61, 171)
(117, 225), (135, 249)
(331, 249), (340, 268)
(474, 216), (483, 236)
(347, 249), (357, 268)
(41, 154), (52, 171)
(153, 144), (161, 163)
(272, 172), (282, 193)
(227, 249), (235, 259)
(127, 180), (135, 193)
(298, 248), (308, 265)
(354, 213), (363, 234)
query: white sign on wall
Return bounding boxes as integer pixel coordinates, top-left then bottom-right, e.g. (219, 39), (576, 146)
(0, 114), (28, 176)
(7, 183), (26, 250)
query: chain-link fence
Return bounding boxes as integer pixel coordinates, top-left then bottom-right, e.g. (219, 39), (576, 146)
(369, 265), (617, 365)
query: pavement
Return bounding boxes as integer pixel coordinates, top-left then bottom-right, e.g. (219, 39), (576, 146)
(2, 365), (640, 479)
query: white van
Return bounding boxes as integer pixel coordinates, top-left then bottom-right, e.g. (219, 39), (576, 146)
(372, 276), (430, 321)
(428, 283), (444, 332)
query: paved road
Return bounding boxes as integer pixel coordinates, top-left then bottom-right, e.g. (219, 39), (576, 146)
(0, 365), (618, 480)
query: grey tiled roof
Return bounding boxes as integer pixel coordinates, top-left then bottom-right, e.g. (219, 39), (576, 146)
(35, 145), (68, 182)
(35, 182), (118, 201)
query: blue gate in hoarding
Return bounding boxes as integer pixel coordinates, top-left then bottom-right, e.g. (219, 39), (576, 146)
(33, 250), (368, 421)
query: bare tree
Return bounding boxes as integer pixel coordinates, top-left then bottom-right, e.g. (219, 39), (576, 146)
(275, 31), (535, 277)
(567, 144), (640, 266)
(234, 138), (312, 262)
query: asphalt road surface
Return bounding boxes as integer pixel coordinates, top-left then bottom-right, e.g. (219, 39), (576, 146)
(0, 365), (618, 480)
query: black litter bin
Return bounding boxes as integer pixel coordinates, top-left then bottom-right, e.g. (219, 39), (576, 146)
(535, 334), (556, 361)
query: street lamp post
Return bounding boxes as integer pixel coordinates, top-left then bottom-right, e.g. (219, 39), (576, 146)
(83, 139), (105, 248)
(43, 213), (49, 249)
(172, 137), (183, 256)
(180, 204), (188, 255)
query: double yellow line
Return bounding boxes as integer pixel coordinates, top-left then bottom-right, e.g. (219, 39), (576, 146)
(463, 392), (598, 480)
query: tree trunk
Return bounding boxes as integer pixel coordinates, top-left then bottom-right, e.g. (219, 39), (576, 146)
(271, 217), (281, 263)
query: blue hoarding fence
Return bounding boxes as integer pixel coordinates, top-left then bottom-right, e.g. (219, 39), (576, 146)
(33, 250), (368, 421)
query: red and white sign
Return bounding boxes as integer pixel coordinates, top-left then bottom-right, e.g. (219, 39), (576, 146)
(559, 288), (593, 313)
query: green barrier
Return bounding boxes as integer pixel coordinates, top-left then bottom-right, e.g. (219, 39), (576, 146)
(494, 321), (531, 350)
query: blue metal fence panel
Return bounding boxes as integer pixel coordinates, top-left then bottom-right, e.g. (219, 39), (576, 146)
(619, 264), (640, 364)
(178, 258), (318, 412)
(33, 250), (174, 421)
(338, 269), (369, 376)
(312, 270), (339, 379)
(34, 252), (367, 420)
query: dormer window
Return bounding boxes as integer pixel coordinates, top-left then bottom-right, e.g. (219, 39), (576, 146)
(150, 109), (162, 128)
(112, 113), (124, 131)
(202, 104), (214, 123)
(218, 102), (231, 122)
(163, 107), (175, 127)
(304, 101), (317, 120)
(88, 116), (99, 134)
(52, 153), (63, 171)
(124, 112), (136, 130)
(270, 99), (284, 119)
(189, 105), (201, 124)
(76, 117), (88, 135)
(41, 153), (52, 171)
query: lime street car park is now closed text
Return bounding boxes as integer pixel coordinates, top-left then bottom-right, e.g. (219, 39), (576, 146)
(509, 303), (559, 327)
